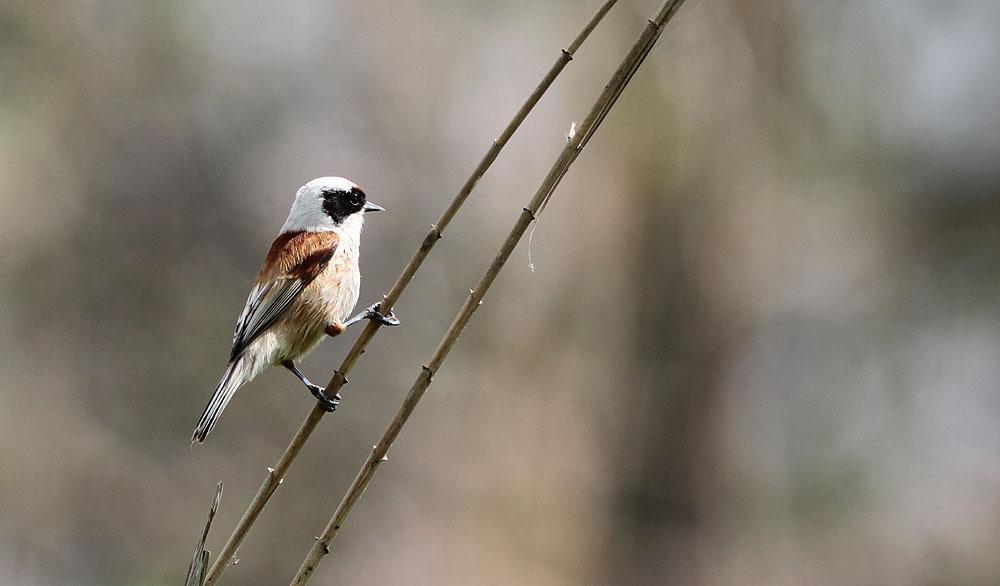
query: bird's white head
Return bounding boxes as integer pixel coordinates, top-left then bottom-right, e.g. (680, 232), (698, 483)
(280, 176), (385, 234)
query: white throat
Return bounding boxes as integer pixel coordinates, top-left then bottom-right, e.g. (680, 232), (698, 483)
(333, 213), (365, 250)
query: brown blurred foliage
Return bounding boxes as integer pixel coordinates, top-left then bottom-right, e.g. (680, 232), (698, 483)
(2, 0), (1000, 584)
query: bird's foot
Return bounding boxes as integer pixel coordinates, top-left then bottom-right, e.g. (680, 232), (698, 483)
(344, 302), (400, 328)
(365, 302), (400, 327)
(308, 383), (341, 412)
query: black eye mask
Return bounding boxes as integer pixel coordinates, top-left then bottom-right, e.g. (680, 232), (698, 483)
(321, 187), (366, 224)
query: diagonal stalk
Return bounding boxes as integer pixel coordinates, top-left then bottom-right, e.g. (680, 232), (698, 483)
(203, 2), (620, 583)
(185, 482), (223, 586)
(290, 0), (689, 583)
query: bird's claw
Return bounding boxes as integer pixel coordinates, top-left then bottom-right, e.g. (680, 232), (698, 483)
(308, 383), (341, 412)
(365, 302), (400, 327)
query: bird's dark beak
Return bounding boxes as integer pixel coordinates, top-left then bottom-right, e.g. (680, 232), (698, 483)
(363, 201), (385, 213)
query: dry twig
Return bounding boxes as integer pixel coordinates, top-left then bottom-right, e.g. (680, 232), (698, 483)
(290, 0), (690, 582)
(185, 482), (223, 586)
(203, 2), (619, 583)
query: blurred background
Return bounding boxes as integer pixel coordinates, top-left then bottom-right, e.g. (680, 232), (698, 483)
(2, 0), (1000, 584)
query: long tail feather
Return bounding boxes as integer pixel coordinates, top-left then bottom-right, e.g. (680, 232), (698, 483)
(192, 359), (247, 444)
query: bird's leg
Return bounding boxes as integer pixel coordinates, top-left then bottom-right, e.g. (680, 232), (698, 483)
(281, 359), (339, 412)
(325, 322), (345, 337)
(343, 301), (400, 328)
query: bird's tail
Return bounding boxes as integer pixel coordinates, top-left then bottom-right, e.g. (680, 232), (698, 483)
(192, 358), (249, 444)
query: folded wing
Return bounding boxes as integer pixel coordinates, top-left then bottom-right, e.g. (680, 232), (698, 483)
(229, 231), (339, 361)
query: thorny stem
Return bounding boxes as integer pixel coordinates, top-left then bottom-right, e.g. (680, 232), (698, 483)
(203, 2), (620, 583)
(290, 0), (689, 583)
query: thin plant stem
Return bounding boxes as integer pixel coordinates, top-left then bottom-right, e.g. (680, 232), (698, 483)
(290, 0), (689, 582)
(203, 2), (620, 583)
(185, 482), (223, 586)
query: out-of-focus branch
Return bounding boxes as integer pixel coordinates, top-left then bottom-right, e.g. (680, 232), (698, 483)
(203, 2), (620, 583)
(290, 0), (690, 582)
(185, 482), (223, 586)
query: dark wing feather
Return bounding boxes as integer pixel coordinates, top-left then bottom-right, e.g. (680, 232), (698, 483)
(228, 238), (336, 361)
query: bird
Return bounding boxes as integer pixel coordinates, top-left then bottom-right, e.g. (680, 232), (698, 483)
(192, 176), (398, 444)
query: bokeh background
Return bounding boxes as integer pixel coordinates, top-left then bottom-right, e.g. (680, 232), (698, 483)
(3, 0), (1000, 584)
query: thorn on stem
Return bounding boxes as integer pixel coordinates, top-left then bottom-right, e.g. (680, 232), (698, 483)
(566, 121), (577, 142)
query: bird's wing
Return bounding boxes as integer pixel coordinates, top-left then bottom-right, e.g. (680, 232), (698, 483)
(228, 231), (339, 361)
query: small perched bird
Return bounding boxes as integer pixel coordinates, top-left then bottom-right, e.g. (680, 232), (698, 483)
(192, 177), (398, 443)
